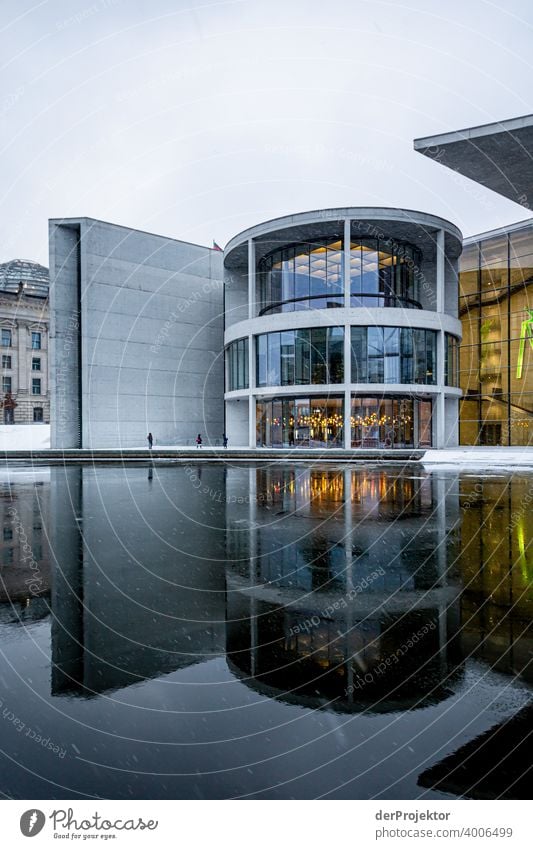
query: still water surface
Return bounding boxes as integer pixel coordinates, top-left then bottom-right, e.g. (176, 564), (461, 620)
(0, 464), (531, 799)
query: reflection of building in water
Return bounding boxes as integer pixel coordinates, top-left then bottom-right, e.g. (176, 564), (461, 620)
(0, 471), (50, 613)
(418, 701), (533, 799)
(458, 476), (533, 685)
(225, 467), (463, 712)
(50, 467), (226, 696)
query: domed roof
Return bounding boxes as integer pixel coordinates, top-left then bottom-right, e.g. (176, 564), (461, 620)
(0, 259), (49, 298)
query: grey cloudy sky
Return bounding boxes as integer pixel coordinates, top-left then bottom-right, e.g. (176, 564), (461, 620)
(1, 0), (532, 265)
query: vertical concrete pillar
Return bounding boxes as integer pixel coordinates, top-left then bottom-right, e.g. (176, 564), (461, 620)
(343, 219), (351, 450)
(436, 228), (445, 313)
(343, 321), (351, 449)
(248, 238), (255, 320)
(343, 218), (351, 305)
(248, 333), (255, 447)
(248, 394), (255, 448)
(435, 392), (445, 448)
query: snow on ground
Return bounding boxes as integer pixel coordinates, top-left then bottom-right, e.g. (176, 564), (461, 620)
(423, 447), (533, 467)
(0, 424), (50, 450)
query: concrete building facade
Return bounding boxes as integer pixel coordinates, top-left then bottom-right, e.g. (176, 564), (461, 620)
(50, 218), (224, 448)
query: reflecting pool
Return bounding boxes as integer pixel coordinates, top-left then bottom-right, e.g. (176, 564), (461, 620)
(0, 464), (531, 799)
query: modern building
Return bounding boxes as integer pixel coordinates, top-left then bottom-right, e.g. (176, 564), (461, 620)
(49, 209), (462, 450)
(415, 114), (533, 446)
(224, 208), (462, 449)
(458, 219), (533, 445)
(49, 218), (224, 448)
(0, 259), (49, 425)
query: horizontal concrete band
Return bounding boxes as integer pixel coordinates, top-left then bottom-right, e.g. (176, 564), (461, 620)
(0, 448), (425, 464)
(224, 309), (462, 345)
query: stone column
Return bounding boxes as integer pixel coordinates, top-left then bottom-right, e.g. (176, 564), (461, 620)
(248, 238), (255, 320)
(17, 321), (27, 393)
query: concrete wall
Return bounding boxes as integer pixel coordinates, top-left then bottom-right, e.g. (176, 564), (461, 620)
(50, 222), (81, 447)
(444, 396), (459, 447)
(50, 218), (224, 448)
(225, 399), (249, 446)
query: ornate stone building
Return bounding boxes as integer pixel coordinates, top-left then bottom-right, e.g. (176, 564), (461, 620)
(0, 259), (49, 424)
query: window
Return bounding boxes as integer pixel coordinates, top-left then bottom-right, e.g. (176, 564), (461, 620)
(32, 378), (41, 395)
(3, 527), (12, 541)
(2, 377), (11, 393)
(31, 332), (41, 350)
(350, 326), (437, 385)
(1, 329), (12, 347)
(33, 407), (43, 423)
(32, 357), (41, 371)
(225, 338), (249, 391)
(2, 355), (11, 369)
(256, 328), (344, 387)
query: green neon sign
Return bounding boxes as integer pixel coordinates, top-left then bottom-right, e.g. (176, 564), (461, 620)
(516, 309), (533, 379)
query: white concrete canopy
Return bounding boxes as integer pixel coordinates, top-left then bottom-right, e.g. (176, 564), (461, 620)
(414, 114), (533, 207)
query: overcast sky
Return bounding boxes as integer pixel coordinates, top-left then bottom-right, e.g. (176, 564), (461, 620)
(1, 0), (532, 265)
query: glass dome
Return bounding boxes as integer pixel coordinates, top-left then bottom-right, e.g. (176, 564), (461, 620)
(0, 259), (49, 298)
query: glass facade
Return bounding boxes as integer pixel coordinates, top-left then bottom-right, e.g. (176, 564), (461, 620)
(349, 238), (421, 308)
(351, 396), (432, 448)
(459, 225), (533, 445)
(445, 333), (459, 386)
(257, 237), (422, 315)
(256, 397), (344, 448)
(226, 338), (249, 391)
(256, 327), (344, 386)
(258, 239), (344, 315)
(350, 326), (437, 385)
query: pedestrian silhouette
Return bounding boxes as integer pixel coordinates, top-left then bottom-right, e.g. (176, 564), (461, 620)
(223, 433), (228, 448)
(196, 433), (202, 448)
(147, 432), (153, 449)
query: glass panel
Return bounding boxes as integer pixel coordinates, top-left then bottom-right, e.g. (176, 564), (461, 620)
(350, 326), (367, 383)
(281, 248), (295, 312)
(271, 400), (283, 447)
(350, 242), (362, 297)
(361, 240), (379, 296)
(327, 327), (344, 383)
(294, 398), (310, 446)
(367, 327), (384, 382)
(400, 328), (413, 383)
(418, 400), (432, 447)
(267, 333), (281, 385)
(280, 330), (295, 386)
(310, 328), (327, 383)
(425, 331), (436, 384)
(383, 327), (400, 383)
(413, 329), (427, 384)
(309, 243), (328, 309)
(295, 329), (310, 385)
(257, 335), (267, 386)
(294, 248), (310, 311)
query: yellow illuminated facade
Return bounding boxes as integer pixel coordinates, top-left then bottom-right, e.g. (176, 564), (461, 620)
(459, 221), (533, 445)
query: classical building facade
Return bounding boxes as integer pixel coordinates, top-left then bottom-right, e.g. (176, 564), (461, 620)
(0, 259), (49, 425)
(224, 208), (463, 449)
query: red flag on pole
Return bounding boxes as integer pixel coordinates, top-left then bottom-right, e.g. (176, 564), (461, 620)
(212, 240), (223, 252)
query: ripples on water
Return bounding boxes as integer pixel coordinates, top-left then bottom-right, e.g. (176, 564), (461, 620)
(0, 464), (531, 799)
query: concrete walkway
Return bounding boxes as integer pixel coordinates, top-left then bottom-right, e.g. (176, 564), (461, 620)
(0, 445), (532, 467)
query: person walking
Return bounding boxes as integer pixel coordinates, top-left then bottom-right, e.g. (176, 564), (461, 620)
(222, 433), (228, 449)
(147, 432), (153, 449)
(196, 433), (202, 448)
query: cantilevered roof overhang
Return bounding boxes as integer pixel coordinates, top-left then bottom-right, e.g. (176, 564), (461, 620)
(414, 114), (533, 206)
